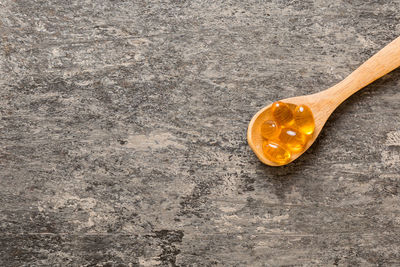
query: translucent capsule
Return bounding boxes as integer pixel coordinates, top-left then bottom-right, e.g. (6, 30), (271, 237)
(271, 101), (294, 126)
(260, 120), (279, 139)
(259, 102), (316, 165)
(294, 105), (315, 135)
(278, 127), (306, 152)
(262, 141), (291, 165)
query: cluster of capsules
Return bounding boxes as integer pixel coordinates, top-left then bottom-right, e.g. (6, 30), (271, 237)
(260, 101), (315, 165)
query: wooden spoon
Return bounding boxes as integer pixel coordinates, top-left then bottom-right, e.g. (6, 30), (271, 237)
(248, 36), (400, 166)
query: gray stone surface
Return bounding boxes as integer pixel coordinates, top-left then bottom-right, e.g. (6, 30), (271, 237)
(1, 0), (400, 266)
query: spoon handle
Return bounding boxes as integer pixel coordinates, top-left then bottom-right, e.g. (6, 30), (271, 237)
(323, 36), (400, 105)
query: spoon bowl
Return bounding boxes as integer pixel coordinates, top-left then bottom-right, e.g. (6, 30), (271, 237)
(247, 94), (327, 166)
(248, 36), (400, 166)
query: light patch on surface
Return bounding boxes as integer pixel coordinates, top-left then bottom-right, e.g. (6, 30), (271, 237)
(39, 193), (119, 231)
(382, 196), (400, 212)
(52, 47), (61, 57)
(138, 257), (162, 266)
(381, 149), (400, 168)
(385, 131), (400, 146)
(381, 131), (400, 168)
(271, 214), (289, 223)
(348, 182), (371, 194)
(219, 205), (239, 213)
(212, 214), (243, 231)
(45, 193), (97, 211)
(126, 132), (185, 151)
(35, 21), (46, 32)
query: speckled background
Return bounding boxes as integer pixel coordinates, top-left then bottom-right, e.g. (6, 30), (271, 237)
(1, 0), (400, 266)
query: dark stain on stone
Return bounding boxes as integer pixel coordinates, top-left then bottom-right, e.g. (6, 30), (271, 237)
(151, 230), (184, 267)
(178, 181), (213, 218)
(118, 139), (127, 145)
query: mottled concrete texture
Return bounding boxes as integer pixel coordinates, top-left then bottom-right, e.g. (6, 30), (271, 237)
(1, 0), (400, 266)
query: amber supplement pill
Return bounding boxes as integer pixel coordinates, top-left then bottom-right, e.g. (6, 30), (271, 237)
(262, 141), (291, 165)
(271, 101), (294, 126)
(260, 120), (279, 139)
(279, 127), (306, 152)
(294, 105), (315, 135)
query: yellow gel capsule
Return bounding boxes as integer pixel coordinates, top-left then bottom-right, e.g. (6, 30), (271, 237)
(262, 141), (291, 165)
(279, 128), (306, 152)
(294, 105), (315, 135)
(260, 120), (279, 139)
(271, 101), (294, 126)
